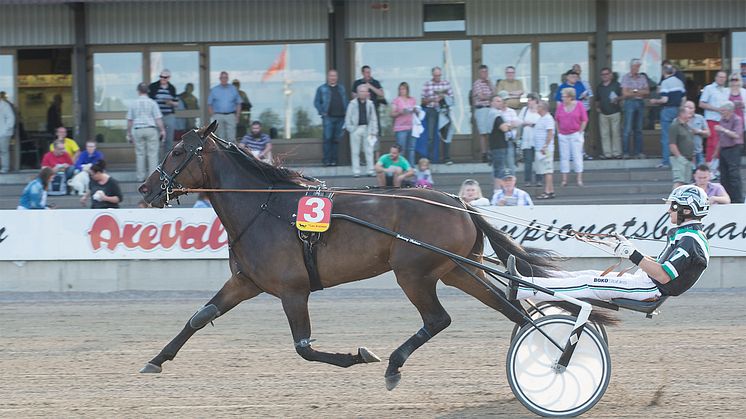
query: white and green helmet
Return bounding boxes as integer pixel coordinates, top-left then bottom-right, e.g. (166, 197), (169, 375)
(665, 185), (709, 218)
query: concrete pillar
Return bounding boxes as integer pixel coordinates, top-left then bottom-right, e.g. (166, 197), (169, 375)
(71, 2), (89, 144)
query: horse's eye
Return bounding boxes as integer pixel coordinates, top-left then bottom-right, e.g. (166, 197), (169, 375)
(172, 149), (183, 156)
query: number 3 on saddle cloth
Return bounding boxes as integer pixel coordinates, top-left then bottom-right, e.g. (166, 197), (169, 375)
(295, 193), (333, 292)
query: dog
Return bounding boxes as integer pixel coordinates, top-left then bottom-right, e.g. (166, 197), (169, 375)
(67, 163), (91, 196)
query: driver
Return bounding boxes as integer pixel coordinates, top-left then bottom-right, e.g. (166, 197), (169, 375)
(508, 185), (710, 302)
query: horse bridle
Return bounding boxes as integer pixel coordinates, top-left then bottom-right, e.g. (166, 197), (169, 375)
(155, 129), (206, 203)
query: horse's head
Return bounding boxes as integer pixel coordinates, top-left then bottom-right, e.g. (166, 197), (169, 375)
(138, 120), (218, 208)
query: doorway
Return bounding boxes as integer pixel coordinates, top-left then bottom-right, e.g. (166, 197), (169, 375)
(666, 32), (726, 102)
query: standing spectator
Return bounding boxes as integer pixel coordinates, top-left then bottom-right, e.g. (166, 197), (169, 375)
(352, 65), (385, 141)
(414, 157), (433, 188)
(193, 192), (212, 208)
(374, 144), (414, 187)
(555, 87), (588, 187)
(692, 164), (730, 205)
(491, 171), (533, 206)
(421, 66), (453, 162)
(621, 59), (650, 158)
(727, 72), (746, 124)
(80, 161), (122, 209)
(554, 70), (587, 104)
(207, 71), (242, 142)
(233, 79), (252, 137)
(496, 66), (524, 111)
(74, 139), (104, 171)
(458, 179), (491, 206)
(238, 121), (273, 164)
(487, 95), (512, 192)
(596, 67), (622, 159)
(0, 91), (15, 173)
(391, 82), (418, 164)
(17, 167), (55, 210)
(668, 107), (696, 187)
(472, 65), (495, 162)
(571, 64), (593, 111)
(699, 71), (728, 165)
(41, 140), (75, 180)
(534, 101), (556, 200)
(518, 93), (541, 186)
(127, 82), (166, 182)
(314, 69), (346, 167)
(345, 84), (378, 177)
(741, 59), (746, 85)
(714, 101), (744, 203)
(49, 126), (80, 162)
(660, 60), (686, 84)
(148, 69), (179, 155)
(651, 64), (686, 168)
(179, 83), (199, 129)
(495, 91), (520, 174)
(683, 100), (710, 166)
(46, 94), (63, 134)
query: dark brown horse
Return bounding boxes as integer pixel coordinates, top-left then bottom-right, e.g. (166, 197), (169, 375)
(137, 122), (558, 390)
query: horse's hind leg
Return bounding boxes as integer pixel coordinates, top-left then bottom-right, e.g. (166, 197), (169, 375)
(140, 273), (262, 373)
(441, 266), (526, 325)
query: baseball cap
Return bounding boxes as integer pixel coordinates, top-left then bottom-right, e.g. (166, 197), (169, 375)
(501, 169), (516, 180)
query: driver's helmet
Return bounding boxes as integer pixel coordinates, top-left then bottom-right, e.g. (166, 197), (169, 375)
(665, 185), (709, 218)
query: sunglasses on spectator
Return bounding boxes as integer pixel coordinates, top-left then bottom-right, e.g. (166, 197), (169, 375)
(160, 75), (170, 79)
(731, 78), (740, 81)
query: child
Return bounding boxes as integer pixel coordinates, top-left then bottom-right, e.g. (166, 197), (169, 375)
(415, 158), (434, 189)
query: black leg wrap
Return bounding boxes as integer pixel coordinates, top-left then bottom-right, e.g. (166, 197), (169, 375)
(386, 327), (432, 376)
(189, 304), (220, 329)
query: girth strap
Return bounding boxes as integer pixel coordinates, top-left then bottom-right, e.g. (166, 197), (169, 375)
(300, 231), (324, 292)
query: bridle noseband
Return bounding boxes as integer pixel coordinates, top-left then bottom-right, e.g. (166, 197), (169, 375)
(155, 129), (206, 204)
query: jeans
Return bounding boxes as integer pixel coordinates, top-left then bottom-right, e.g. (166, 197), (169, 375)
(659, 106), (678, 165)
(395, 130), (416, 165)
(490, 147), (507, 178)
(211, 113), (237, 143)
(322, 116), (344, 165)
(425, 107), (440, 162)
(720, 145), (743, 203)
(506, 141), (516, 173)
(162, 113), (176, 157)
(623, 99), (644, 156)
(522, 147), (535, 183)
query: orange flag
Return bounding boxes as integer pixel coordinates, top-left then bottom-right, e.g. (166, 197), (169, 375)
(261, 46), (287, 82)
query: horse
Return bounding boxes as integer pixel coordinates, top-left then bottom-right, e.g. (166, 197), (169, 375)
(137, 121), (598, 390)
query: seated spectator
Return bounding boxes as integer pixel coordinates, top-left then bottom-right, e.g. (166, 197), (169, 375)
(193, 192), (213, 208)
(693, 164), (731, 205)
(80, 160), (123, 209)
(42, 140), (76, 182)
(238, 120), (272, 164)
(74, 139), (104, 171)
(17, 167), (55, 210)
(414, 157), (434, 188)
(491, 170), (533, 206)
(459, 179), (490, 206)
(375, 144), (414, 187)
(49, 126), (80, 162)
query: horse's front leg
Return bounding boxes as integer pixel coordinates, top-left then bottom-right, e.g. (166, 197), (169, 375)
(280, 291), (380, 368)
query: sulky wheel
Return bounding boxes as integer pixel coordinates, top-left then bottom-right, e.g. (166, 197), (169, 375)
(510, 302), (608, 343)
(506, 314), (611, 417)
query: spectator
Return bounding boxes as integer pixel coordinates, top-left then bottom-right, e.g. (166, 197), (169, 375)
(41, 140), (75, 180)
(391, 82), (419, 164)
(345, 84), (378, 177)
(683, 100), (710, 166)
(496, 66), (524, 111)
(149, 69), (179, 155)
(207, 71), (242, 142)
(238, 120), (272, 164)
(727, 72), (746, 123)
(0, 91), (15, 174)
(660, 59), (686, 84)
(421, 66), (453, 162)
(487, 95), (512, 192)
(693, 164), (731, 205)
(555, 87), (588, 187)
(668, 106), (696, 187)
(314, 69), (346, 167)
(534, 101), (556, 200)
(193, 192), (212, 208)
(233, 79), (252, 137)
(741, 59), (746, 85)
(17, 167), (55, 210)
(472, 64), (495, 162)
(518, 93), (541, 186)
(650, 64), (686, 168)
(74, 139), (104, 171)
(127, 82), (166, 182)
(414, 157), (433, 188)
(495, 91), (520, 174)
(458, 179), (490, 206)
(571, 64), (593, 111)
(699, 71), (728, 165)
(49, 126), (80, 162)
(46, 94), (63, 134)
(352, 65), (385, 142)
(596, 67), (622, 159)
(554, 70), (587, 104)
(621, 59), (650, 159)
(492, 170), (533, 207)
(80, 160), (123, 209)
(714, 101), (744, 203)
(374, 144), (414, 187)
(179, 83), (199, 129)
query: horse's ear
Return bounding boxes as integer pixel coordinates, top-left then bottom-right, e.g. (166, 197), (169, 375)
(204, 120), (218, 138)
(181, 130), (202, 151)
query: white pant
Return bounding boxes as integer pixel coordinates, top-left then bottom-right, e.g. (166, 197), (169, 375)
(133, 127), (160, 182)
(517, 268), (661, 302)
(349, 125), (374, 175)
(211, 113), (237, 142)
(558, 131), (584, 174)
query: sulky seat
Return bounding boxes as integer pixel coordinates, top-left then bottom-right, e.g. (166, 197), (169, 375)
(609, 296), (669, 318)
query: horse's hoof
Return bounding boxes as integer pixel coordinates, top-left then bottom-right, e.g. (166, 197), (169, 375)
(385, 372), (401, 391)
(139, 363), (162, 374)
(358, 347), (381, 363)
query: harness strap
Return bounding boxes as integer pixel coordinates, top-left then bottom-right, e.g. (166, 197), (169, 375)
(300, 233), (324, 292)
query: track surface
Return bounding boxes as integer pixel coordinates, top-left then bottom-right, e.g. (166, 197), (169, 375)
(1, 289), (744, 418)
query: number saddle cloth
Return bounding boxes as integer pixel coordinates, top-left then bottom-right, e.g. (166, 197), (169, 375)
(295, 190), (334, 292)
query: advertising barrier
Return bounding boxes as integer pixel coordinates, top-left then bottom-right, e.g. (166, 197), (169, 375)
(0, 205), (743, 261)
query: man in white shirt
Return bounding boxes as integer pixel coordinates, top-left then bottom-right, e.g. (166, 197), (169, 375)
(699, 71), (728, 165)
(345, 84), (378, 177)
(0, 92), (16, 174)
(127, 83), (166, 182)
(533, 101), (556, 200)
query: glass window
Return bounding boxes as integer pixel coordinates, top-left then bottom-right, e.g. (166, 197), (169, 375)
(149, 51), (200, 106)
(0, 55), (13, 102)
(209, 43), (326, 139)
(354, 40), (472, 136)
(482, 43), (532, 95)
(424, 3), (465, 32)
(539, 41), (589, 100)
(93, 52), (143, 112)
(94, 119), (128, 143)
(611, 39), (662, 86)
(732, 31), (746, 81)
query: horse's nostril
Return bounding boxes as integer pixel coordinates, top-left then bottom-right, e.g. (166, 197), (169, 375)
(139, 184), (149, 194)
